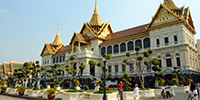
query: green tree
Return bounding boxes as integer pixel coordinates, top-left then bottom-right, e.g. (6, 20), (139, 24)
(65, 55), (86, 88)
(46, 63), (64, 88)
(30, 61), (46, 89)
(124, 47), (153, 88)
(121, 73), (132, 90)
(151, 58), (163, 87)
(95, 54), (112, 90)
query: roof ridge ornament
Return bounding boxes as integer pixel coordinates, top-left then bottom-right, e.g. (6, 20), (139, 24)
(163, 0), (180, 10)
(89, 0), (103, 26)
(52, 21), (64, 46)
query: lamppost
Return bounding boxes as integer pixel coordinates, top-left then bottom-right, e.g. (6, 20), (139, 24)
(102, 54), (107, 100)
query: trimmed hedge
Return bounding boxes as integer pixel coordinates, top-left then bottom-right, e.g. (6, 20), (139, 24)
(139, 88), (150, 90)
(94, 91), (112, 94)
(66, 89), (83, 92)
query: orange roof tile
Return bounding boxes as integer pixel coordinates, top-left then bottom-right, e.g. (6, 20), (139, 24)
(105, 24), (148, 40)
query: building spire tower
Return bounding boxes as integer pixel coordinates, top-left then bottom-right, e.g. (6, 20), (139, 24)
(89, 0), (103, 31)
(52, 21), (64, 47)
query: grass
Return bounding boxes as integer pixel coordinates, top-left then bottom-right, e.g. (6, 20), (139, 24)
(66, 89), (83, 92)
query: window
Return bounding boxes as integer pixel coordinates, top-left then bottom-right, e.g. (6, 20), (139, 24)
(176, 58), (181, 67)
(53, 57), (55, 64)
(128, 41), (134, 51)
(56, 57), (58, 63)
(130, 63), (134, 71)
(166, 54), (171, 57)
(115, 65), (118, 72)
(166, 59), (172, 67)
(60, 56), (62, 62)
(114, 44), (119, 53)
(135, 39), (142, 49)
(156, 39), (160, 47)
(159, 60), (162, 68)
(164, 37), (169, 46)
(108, 66), (111, 73)
(45, 61), (46, 64)
(122, 65), (125, 72)
(120, 43), (126, 52)
(63, 55), (65, 62)
(101, 47), (106, 55)
(143, 38), (150, 48)
(174, 35), (178, 44)
(107, 46), (112, 54)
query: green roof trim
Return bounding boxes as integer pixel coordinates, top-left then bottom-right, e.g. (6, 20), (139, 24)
(13, 64), (23, 68)
(6, 64), (11, 69)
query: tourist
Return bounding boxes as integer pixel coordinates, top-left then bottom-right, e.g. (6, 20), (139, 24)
(165, 83), (171, 98)
(133, 84), (139, 100)
(196, 83), (199, 96)
(117, 81), (123, 100)
(188, 83), (198, 100)
(161, 89), (167, 99)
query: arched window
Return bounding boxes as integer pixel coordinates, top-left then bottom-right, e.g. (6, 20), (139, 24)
(120, 43), (126, 52)
(115, 65), (118, 72)
(101, 47), (106, 55)
(56, 57), (58, 63)
(166, 54), (171, 57)
(114, 44), (119, 53)
(60, 56), (62, 62)
(135, 39), (142, 49)
(53, 57), (55, 64)
(107, 46), (112, 54)
(143, 38), (150, 48)
(128, 41), (134, 51)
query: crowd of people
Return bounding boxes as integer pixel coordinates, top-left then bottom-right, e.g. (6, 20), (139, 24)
(116, 81), (200, 100)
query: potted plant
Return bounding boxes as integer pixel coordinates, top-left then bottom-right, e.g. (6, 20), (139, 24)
(0, 86), (7, 93)
(16, 86), (26, 96)
(46, 88), (56, 99)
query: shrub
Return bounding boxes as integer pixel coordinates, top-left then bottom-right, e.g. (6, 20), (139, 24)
(46, 88), (56, 95)
(97, 62), (102, 67)
(70, 56), (75, 61)
(143, 51), (150, 57)
(135, 46), (140, 51)
(171, 78), (179, 85)
(137, 56), (143, 61)
(17, 86), (26, 92)
(106, 54), (112, 60)
(0, 86), (7, 90)
(158, 79), (166, 85)
(148, 49), (154, 55)
(126, 52), (131, 57)
(84, 85), (89, 90)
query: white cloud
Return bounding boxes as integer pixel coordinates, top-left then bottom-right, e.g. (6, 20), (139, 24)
(0, 9), (8, 13)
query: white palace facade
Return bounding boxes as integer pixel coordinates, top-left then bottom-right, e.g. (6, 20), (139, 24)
(40, 0), (200, 87)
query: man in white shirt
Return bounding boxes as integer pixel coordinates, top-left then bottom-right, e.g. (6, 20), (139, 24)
(165, 84), (171, 98)
(133, 84), (139, 100)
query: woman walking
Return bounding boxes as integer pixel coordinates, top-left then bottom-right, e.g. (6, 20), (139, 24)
(188, 83), (199, 100)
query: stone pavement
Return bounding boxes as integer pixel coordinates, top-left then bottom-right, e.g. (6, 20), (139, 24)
(0, 95), (27, 100)
(140, 92), (188, 100)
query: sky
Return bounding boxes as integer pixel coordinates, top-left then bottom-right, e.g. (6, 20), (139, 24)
(0, 0), (200, 63)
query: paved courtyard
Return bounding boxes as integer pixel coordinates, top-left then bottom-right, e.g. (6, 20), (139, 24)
(140, 92), (189, 100)
(0, 95), (27, 100)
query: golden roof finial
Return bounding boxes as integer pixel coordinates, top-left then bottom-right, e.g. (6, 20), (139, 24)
(89, 0), (103, 26)
(94, 0), (98, 13)
(163, 0), (180, 10)
(57, 20), (60, 35)
(52, 21), (64, 46)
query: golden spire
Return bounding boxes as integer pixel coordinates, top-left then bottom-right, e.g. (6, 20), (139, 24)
(89, 0), (103, 26)
(94, 0), (98, 13)
(52, 21), (64, 46)
(163, 0), (180, 10)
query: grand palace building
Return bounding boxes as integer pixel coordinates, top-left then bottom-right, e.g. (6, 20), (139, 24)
(40, 0), (200, 87)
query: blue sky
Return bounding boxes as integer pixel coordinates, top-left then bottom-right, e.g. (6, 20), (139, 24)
(0, 0), (199, 63)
